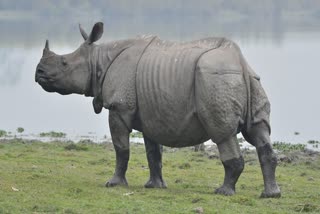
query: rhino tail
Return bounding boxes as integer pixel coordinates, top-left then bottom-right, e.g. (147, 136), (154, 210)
(239, 52), (252, 132)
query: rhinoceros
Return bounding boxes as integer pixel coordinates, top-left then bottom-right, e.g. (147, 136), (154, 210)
(35, 22), (280, 198)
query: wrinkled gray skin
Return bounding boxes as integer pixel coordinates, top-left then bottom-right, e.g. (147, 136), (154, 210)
(35, 22), (281, 198)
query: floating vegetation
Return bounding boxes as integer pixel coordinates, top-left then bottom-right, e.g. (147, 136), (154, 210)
(307, 140), (320, 145)
(39, 131), (66, 138)
(237, 137), (245, 143)
(273, 141), (306, 152)
(130, 131), (143, 138)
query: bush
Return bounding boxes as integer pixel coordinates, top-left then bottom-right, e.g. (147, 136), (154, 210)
(17, 127), (24, 133)
(0, 130), (7, 137)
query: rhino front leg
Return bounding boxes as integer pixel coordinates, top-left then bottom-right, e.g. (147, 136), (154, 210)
(143, 136), (167, 188)
(106, 111), (130, 187)
(215, 136), (244, 196)
(243, 122), (281, 198)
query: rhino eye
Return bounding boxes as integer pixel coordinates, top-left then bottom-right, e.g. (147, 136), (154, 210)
(61, 57), (68, 66)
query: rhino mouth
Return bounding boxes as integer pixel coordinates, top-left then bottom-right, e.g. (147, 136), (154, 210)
(37, 79), (55, 93)
(35, 69), (55, 92)
(38, 80), (69, 94)
(35, 68), (54, 82)
(36, 73), (70, 95)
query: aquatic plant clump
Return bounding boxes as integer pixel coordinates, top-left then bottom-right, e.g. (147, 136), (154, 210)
(307, 140), (320, 144)
(272, 141), (306, 152)
(39, 131), (66, 138)
(130, 131), (143, 138)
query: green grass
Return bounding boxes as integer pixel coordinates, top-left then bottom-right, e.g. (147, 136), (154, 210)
(0, 140), (319, 213)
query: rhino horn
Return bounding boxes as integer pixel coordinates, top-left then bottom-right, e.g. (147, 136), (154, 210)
(79, 24), (88, 41)
(42, 39), (52, 57)
(45, 39), (50, 50)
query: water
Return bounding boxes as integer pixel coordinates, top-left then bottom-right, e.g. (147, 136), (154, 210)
(1, 1), (320, 144)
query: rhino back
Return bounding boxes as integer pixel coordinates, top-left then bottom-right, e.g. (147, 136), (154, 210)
(136, 38), (223, 146)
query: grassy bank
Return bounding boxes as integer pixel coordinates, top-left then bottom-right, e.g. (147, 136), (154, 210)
(0, 139), (319, 213)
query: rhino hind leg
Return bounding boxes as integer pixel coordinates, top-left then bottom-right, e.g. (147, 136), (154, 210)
(214, 136), (244, 196)
(143, 136), (167, 188)
(243, 122), (281, 198)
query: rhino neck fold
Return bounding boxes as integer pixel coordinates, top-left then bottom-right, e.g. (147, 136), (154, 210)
(84, 41), (134, 113)
(84, 64), (94, 97)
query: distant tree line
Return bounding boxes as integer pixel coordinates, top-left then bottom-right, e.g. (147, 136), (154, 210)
(1, 0), (320, 18)
(1, 0), (320, 47)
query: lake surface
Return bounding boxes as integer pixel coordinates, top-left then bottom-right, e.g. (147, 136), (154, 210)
(1, 1), (320, 144)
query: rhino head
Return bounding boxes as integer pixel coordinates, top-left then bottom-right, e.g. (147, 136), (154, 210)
(35, 22), (104, 96)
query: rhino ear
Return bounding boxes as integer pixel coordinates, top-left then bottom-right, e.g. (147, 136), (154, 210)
(88, 22), (103, 44)
(79, 24), (88, 41)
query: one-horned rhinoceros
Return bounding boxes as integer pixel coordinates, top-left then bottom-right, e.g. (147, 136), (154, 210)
(35, 22), (281, 198)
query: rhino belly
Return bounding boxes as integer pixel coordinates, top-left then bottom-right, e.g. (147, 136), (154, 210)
(136, 43), (209, 147)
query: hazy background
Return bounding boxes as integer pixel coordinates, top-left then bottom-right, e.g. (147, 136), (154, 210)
(0, 0), (320, 143)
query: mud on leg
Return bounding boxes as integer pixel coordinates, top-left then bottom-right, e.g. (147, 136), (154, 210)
(243, 122), (281, 198)
(215, 136), (244, 196)
(106, 111), (130, 187)
(143, 136), (167, 188)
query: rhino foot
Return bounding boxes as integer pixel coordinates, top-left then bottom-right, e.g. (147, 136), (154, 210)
(105, 176), (128, 187)
(214, 186), (235, 196)
(144, 178), (167, 188)
(260, 189), (281, 198)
